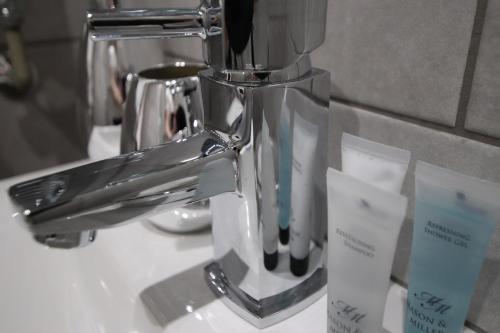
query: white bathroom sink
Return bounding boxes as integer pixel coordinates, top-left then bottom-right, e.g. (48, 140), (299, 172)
(0, 161), (478, 333)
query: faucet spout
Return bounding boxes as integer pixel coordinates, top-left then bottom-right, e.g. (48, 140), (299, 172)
(9, 130), (237, 244)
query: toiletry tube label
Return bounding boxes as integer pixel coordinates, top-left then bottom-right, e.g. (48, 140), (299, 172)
(406, 161), (500, 333)
(290, 113), (319, 262)
(327, 168), (408, 333)
(341, 133), (410, 193)
(261, 120), (279, 259)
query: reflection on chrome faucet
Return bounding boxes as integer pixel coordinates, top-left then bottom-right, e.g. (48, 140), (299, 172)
(9, 0), (330, 328)
(278, 104), (292, 246)
(290, 112), (319, 277)
(261, 119), (279, 271)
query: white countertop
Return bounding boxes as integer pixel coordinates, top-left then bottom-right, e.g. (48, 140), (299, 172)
(0, 161), (476, 333)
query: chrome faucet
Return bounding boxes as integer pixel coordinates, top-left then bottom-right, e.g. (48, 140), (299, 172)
(78, 0), (166, 144)
(9, 0), (330, 328)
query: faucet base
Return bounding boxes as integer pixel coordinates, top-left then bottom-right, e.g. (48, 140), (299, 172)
(204, 258), (327, 328)
(200, 67), (331, 328)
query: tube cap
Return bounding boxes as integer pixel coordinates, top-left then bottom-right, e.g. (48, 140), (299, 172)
(290, 255), (309, 277)
(264, 250), (278, 271)
(279, 226), (289, 245)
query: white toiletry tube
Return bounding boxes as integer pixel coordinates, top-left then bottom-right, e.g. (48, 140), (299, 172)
(327, 168), (408, 333)
(341, 133), (411, 193)
(289, 112), (319, 276)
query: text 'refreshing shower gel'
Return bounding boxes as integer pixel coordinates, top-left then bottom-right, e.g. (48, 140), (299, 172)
(406, 161), (500, 333)
(327, 168), (408, 333)
(341, 133), (410, 193)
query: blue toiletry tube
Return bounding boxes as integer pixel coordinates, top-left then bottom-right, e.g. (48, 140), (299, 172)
(406, 161), (500, 333)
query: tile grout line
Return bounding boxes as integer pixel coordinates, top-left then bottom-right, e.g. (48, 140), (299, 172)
(330, 96), (500, 148)
(454, 0), (489, 131)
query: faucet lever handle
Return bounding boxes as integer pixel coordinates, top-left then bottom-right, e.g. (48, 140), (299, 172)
(87, 6), (221, 41)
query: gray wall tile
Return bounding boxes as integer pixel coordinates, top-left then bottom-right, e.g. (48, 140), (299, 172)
(466, 0), (500, 138)
(21, 0), (88, 42)
(313, 0), (477, 126)
(0, 40), (85, 179)
(329, 101), (500, 332)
